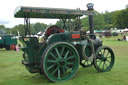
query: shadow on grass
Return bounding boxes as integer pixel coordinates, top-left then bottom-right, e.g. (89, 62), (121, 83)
(17, 67), (99, 84)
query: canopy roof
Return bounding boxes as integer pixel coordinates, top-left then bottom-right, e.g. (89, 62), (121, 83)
(14, 6), (94, 19)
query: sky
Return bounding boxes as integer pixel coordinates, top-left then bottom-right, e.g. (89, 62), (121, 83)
(0, 0), (128, 28)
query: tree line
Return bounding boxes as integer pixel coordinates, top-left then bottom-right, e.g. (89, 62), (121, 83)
(0, 7), (128, 36)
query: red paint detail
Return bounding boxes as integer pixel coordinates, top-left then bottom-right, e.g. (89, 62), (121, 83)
(59, 29), (64, 32)
(45, 25), (64, 37)
(72, 34), (80, 39)
(10, 44), (16, 50)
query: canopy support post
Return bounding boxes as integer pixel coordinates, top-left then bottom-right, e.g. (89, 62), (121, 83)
(24, 13), (30, 36)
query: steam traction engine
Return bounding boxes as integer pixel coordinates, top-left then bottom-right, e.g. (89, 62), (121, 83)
(14, 3), (115, 82)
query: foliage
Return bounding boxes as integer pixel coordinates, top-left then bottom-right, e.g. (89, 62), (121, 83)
(112, 8), (128, 29)
(31, 22), (47, 34)
(10, 22), (47, 36)
(0, 25), (5, 29)
(103, 11), (114, 29)
(81, 12), (106, 30)
(11, 24), (25, 36)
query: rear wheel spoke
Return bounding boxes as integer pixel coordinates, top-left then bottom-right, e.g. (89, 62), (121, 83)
(47, 59), (56, 63)
(50, 52), (57, 59)
(48, 64), (55, 71)
(67, 62), (74, 65)
(62, 67), (66, 73)
(61, 46), (65, 56)
(65, 65), (70, 70)
(64, 50), (70, 59)
(52, 67), (59, 75)
(55, 48), (62, 59)
(66, 55), (74, 60)
(58, 69), (61, 79)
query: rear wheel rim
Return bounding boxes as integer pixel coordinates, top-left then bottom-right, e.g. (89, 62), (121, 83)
(42, 42), (79, 82)
(94, 46), (115, 72)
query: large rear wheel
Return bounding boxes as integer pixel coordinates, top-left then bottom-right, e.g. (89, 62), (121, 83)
(41, 42), (80, 82)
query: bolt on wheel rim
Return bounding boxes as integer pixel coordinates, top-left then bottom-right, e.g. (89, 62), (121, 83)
(43, 42), (79, 82)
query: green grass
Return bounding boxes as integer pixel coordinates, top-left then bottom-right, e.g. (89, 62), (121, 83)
(0, 35), (128, 85)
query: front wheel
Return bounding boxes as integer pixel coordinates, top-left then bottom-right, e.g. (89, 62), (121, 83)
(41, 42), (80, 82)
(94, 46), (115, 72)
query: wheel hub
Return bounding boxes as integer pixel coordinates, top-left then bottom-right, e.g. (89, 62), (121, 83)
(103, 58), (107, 61)
(100, 56), (107, 61)
(57, 59), (66, 67)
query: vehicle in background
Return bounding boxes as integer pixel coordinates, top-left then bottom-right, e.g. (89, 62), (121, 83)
(0, 34), (17, 50)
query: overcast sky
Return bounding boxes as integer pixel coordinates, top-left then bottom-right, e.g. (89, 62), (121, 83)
(0, 0), (128, 28)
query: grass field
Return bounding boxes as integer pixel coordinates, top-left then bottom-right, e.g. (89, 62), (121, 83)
(0, 35), (128, 85)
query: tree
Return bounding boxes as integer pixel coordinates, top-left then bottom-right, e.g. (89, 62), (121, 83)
(11, 24), (25, 36)
(112, 8), (128, 29)
(32, 22), (47, 34)
(82, 12), (106, 30)
(11, 22), (47, 36)
(0, 25), (5, 29)
(103, 11), (114, 29)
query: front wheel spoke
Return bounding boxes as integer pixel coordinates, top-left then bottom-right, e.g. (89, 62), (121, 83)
(106, 56), (111, 58)
(52, 67), (59, 75)
(96, 59), (100, 62)
(100, 51), (102, 54)
(55, 48), (61, 59)
(105, 51), (109, 58)
(87, 61), (89, 65)
(66, 55), (74, 60)
(102, 62), (105, 70)
(104, 62), (108, 68)
(97, 54), (102, 58)
(98, 60), (102, 66)
(84, 60), (87, 64)
(48, 64), (55, 71)
(106, 60), (111, 63)
(103, 49), (105, 55)
(64, 50), (70, 59)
